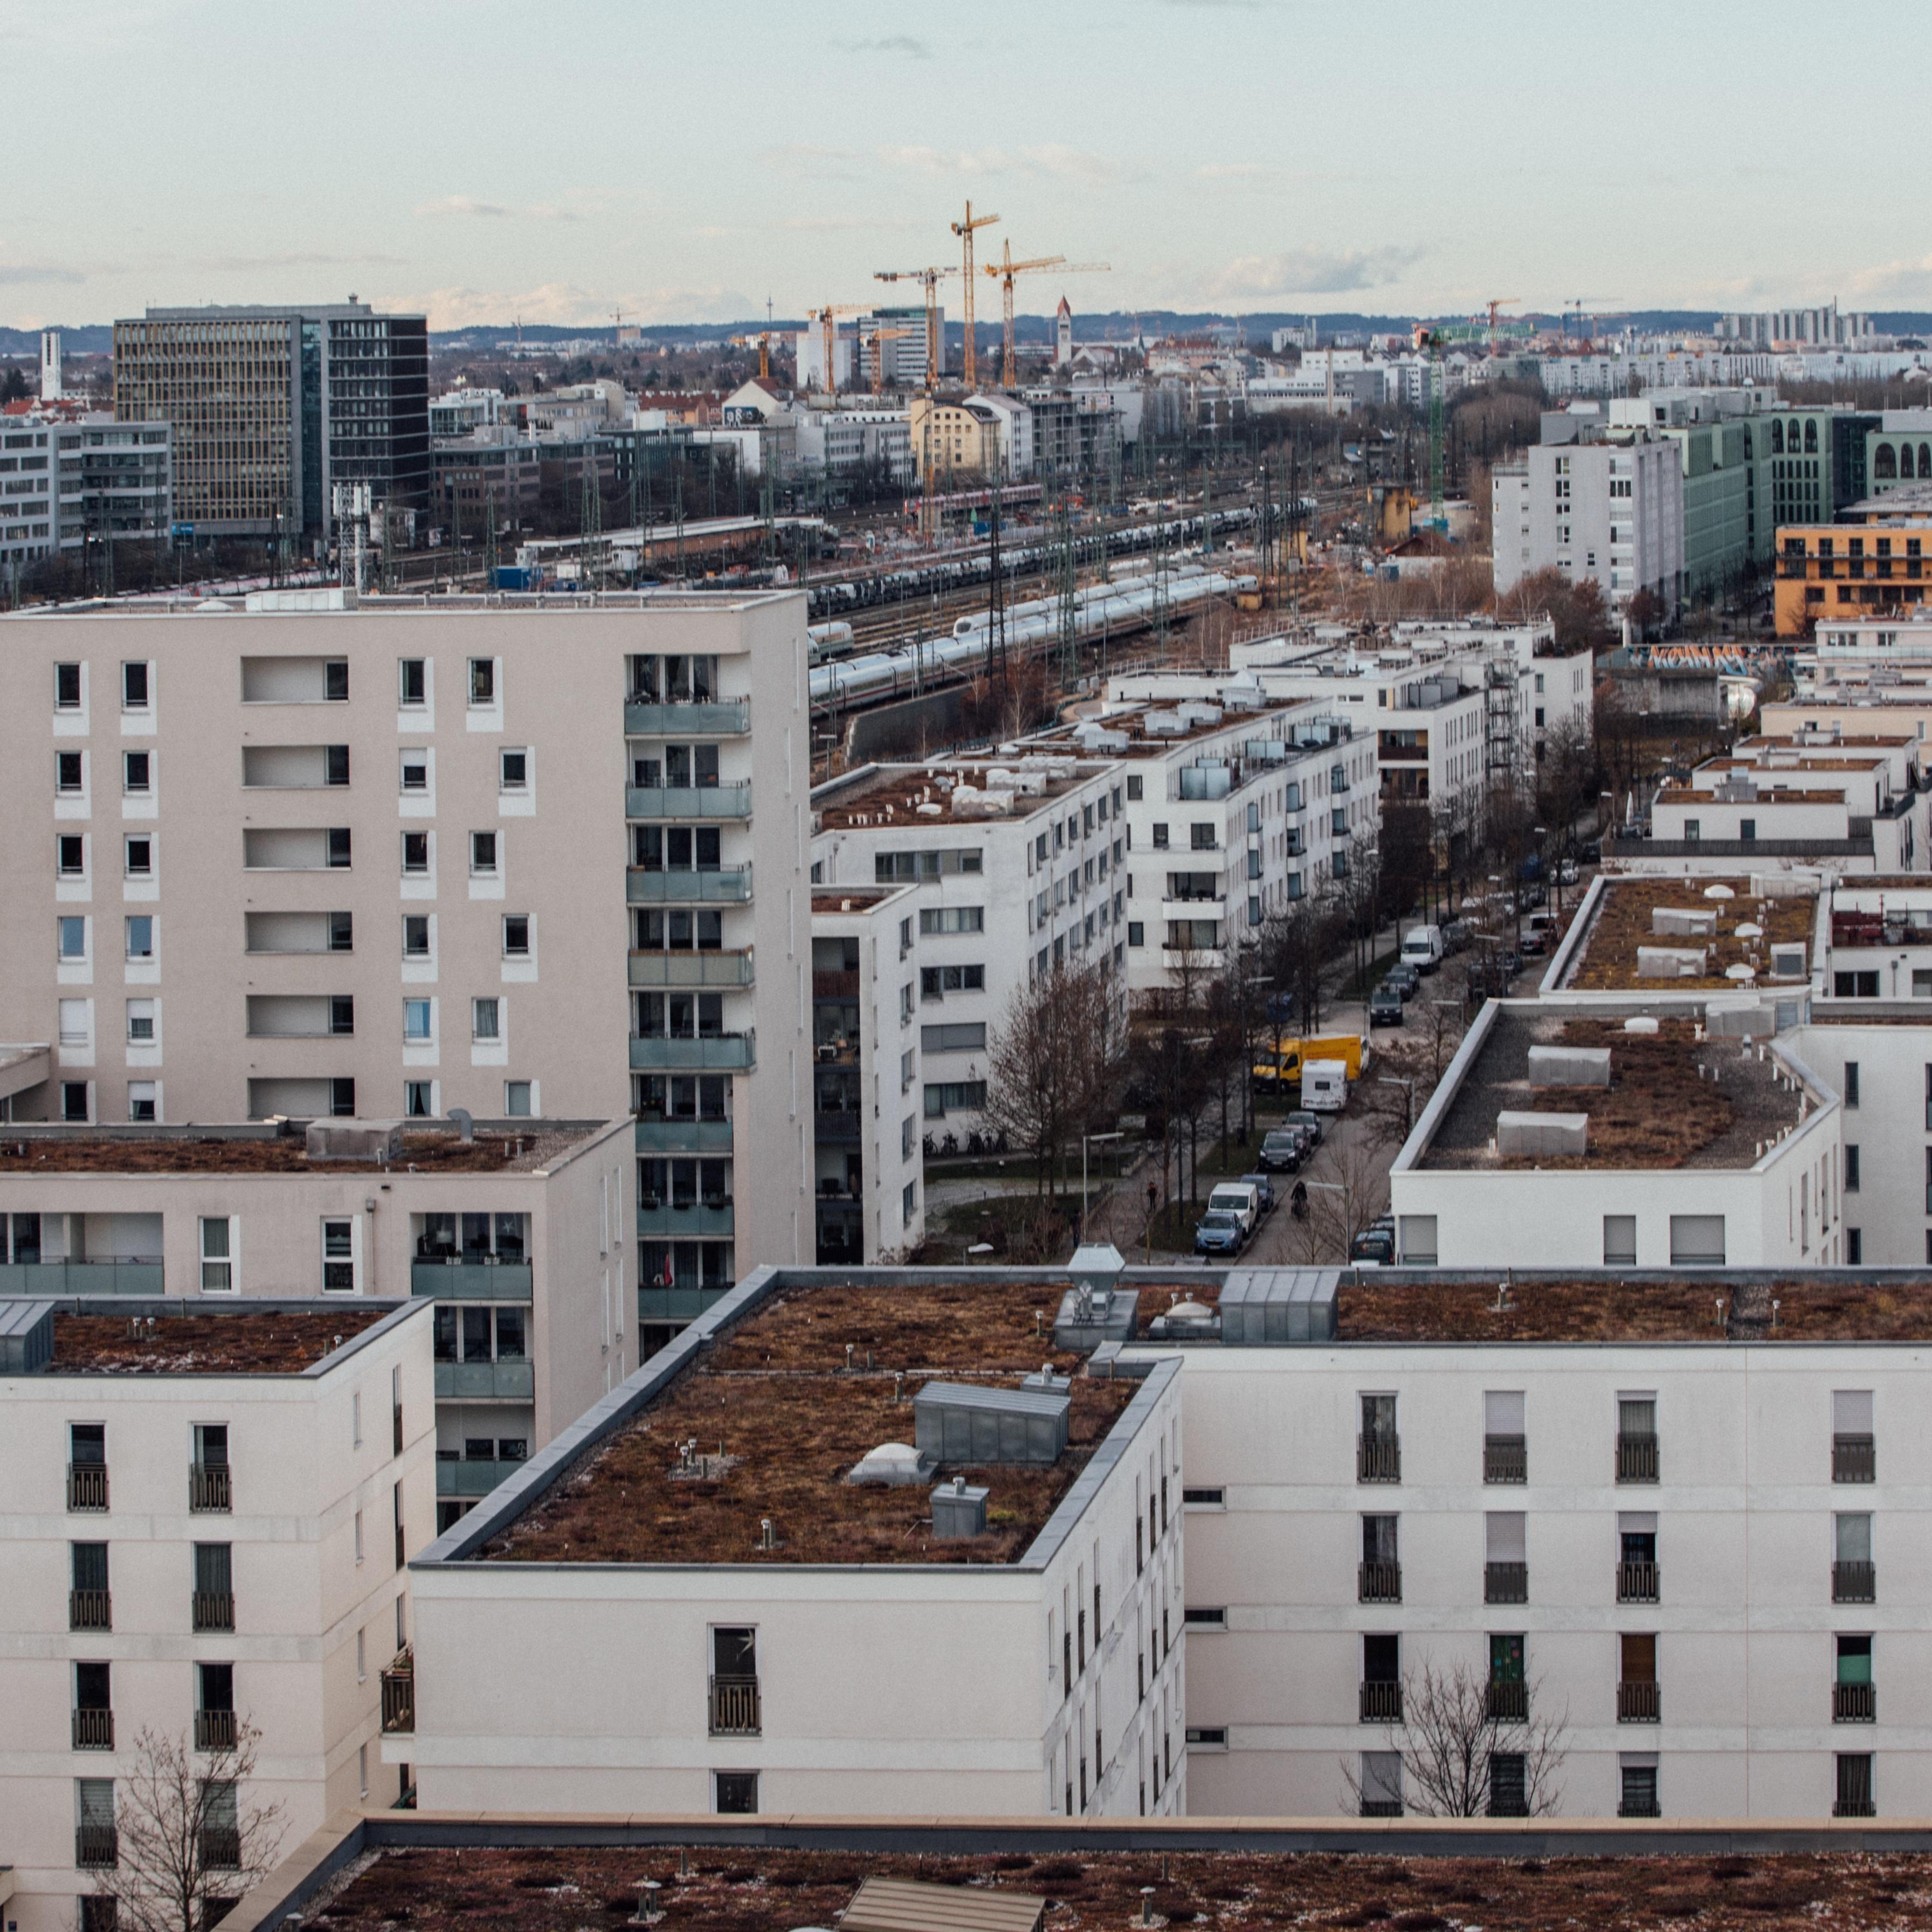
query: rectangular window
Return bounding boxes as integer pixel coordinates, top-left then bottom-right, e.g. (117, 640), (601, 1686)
(923, 1080), (987, 1117)
(505, 1080), (533, 1116)
(468, 658), (495, 705)
(57, 749), (84, 794)
(918, 906), (985, 935)
(473, 998), (501, 1041)
(399, 659), (426, 706)
(1603, 1214), (1637, 1265)
(402, 832), (429, 875)
(502, 914), (530, 956)
(58, 915), (87, 962)
(403, 999), (432, 1041)
(199, 1218), (233, 1293)
(403, 916), (430, 960)
(470, 831), (498, 875)
(404, 1080), (434, 1118)
(921, 1022), (986, 1052)
(122, 752), (150, 795)
(58, 834), (85, 877)
(399, 749), (429, 792)
(499, 748), (529, 791)
(1668, 1214), (1724, 1266)
(126, 998), (155, 1044)
(56, 661), (82, 709)
(1845, 1146), (1860, 1192)
(124, 836), (151, 878)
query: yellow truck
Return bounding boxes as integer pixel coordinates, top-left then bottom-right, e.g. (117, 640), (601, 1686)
(1251, 1032), (1367, 1093)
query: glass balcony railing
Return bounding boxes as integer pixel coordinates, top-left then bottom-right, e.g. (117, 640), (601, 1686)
(0, 1258), (162, 1295)
(628, 949), (755, 989)
(634, 1117), (735, 1154)
(433, 1360), (535, 1401)
(626, 867), (753, 904)
(625, 696), (750, 736)
(629, 1033), (755, 1072)
(409, 1259), (534, 1300)
(625, 782), (753, 820)
(437, 1459), (516, 1498)
(637, 1201), (736, 1239)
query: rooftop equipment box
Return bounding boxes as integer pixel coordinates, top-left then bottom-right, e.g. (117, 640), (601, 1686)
(1219, 1269), (1339, 1346)
(1527, 1044), (1612, 1088)
(1496, 1110), (1588, 1157)
(914, 1381), (1070, 1466)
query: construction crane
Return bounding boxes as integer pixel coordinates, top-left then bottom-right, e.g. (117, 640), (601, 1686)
(804, 304), (868, 395)
(982, 243), (1110, 387)
(1563, 298), (1625, 349)
(872, 265), (960, 389)
(1484, 298), (1519, 355)
(949, 202), (999, 389)
(867, 323), (918, 395)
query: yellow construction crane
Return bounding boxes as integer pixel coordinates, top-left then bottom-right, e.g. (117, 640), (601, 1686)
(867, 323), (918, 395)
(983, 243), (1110, 387)
(1484, 298), (1520, 355)
(804, 304), (868, 395)
(873, 265), (960, 388)
(949, 201), (999, 389)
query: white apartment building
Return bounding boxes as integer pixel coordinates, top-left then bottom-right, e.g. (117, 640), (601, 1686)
(2, 409), (174, 574)
(0, 1293), (435, 1932)
(0, 1116), (634, 1532)
(792, 406), (914, 485)
(1140, 1270), (1932, 1821)
(809, 884), (926, 1264)
(0, 589), (811, 1331)
(1492, 434), (1684, 615)
(390, 1265), (1187, 1820)
(810, 757), (1128, 1141)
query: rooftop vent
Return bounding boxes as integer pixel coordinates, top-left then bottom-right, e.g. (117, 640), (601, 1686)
(1496, 1110), (1588, 1158)
(913, 1381), (1070, 1466)
(1652, 906), (1718, 938)
(1705, 996), (1777, 1040)
(1021, 1364), (1073, 1393)
(1637, 946), (1709, 979)
(304, 1119), (405, 1163)
(1219, 1268), (1339, 1346)
(1144, 710), (1189, 737)
(1527, 1044), (1612, 1088)
(1769, 941), (1807, 979)
(1053, 1280), (1139, 1351)
(0, 1299), (56, 1374)
(931, 1476), (990, 1541)
(845, 1441), (936, 1488)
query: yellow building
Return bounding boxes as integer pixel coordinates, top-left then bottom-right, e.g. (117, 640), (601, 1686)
(908, 395), (1002, 486)
(1774, 515), (1932, 637)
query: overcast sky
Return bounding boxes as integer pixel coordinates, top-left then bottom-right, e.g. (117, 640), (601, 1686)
(6, 0), (1931, 333)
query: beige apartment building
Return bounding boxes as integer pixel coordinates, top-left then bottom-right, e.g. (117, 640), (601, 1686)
(0, 587), (811, 1333)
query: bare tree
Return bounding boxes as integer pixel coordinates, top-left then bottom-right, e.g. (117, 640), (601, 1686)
(1342, 1657), (1568, 1818)
(89, 1722), (286, 1932)
(980, 960), (1119, 1200)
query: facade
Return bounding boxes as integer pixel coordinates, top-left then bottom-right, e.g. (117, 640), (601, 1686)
(907, 395), (1012, 484)
(0, 590), (810, 1330)
(1774, 510), (1932, 638)
(0, 1116), (634, 1531)
(1027, 390), (1121, 484)
(1, 406), (174, 572)
(0, 1294), (435, 1932)
(792, 405), (914, 484)
(388, 1265), (1186, 1821)
(112, 303), (430, 542)
(1865, 412), (1932, 496)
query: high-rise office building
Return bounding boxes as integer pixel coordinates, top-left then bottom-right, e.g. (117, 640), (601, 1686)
(112, 303), (429, 544)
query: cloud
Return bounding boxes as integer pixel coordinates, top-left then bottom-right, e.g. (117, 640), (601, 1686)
(1209, 244), (1424, 298)
(187, 251), (407, 272)
(1195, 162), (1276, 182)
(836, 33), (932, 57)
(875, 143), (1121, 187)
(415, 195), (510, 219)
(1850, 254), (1932, 303)
(0, 263), (87, 287)
(412, 283), (760, 333)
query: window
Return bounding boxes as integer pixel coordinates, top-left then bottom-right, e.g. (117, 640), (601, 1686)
(467, 658), (495, 705)
(1358, 1750), (1403, 1818)
(470, 831), (498, 875)
(122, 751), (151, 795)
(1603, 1214), (1637, 1265)
(1151, 824), (1169, 849)
(399, 659), (426, 706)
(1619, 1756), (1660, 1818)
(56, 661), (82, 709)
(499, 748), (529, 792)
(923, 1080), (987, 1117)
(404, 1000), (432, 1042)
(1484, 1391), (1527, 1484)
(918, 906), (984, 935)
(919, 963), (984, 999)
(58, 999), (91, 1048)
(502, 914), (530, 957)
(1845, 1146), (1860, 1192)
(63, 1082), (91, 1122)
(921, 1022), (986, 1052)
(473, 998), (501, 1041)
(327, 827), (351, 868)
(1836, 1751), (1875, 1818)
(59, 915), (88, 962)
(404, 1081), (434, 1119)
(713, 1771), (758, 1815)
(1836, 971), (1879, 998)
(124, 836), (151, 879)
(1668, 1214), (1724, 1266)
(1127, 774), (1143, 801)
(403, 916), (430, 960)
(58, 834), (85, 878)
(127, 1082), (157, 1124)
(399, 749), (429, 792)
(875, 848), (983, 881)
(402, 832), (429, 875)
(199, 1218), (233, 1293)
(1396, 1216), (1437, 1265)
(505, 1080), (533, 1116)
(126, 998), (155, 1045)
(1127, 921), (1144, 947)
(1834, 1391), (1874, 1482)
(57, 749), (85, 794)
(322, 1219), (356, 1292)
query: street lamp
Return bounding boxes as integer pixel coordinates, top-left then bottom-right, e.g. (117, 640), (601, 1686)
(1081, 1130), (1125, 1240)
(1375, 1075), (1416, 1135)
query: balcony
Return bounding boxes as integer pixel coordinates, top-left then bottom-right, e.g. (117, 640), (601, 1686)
(1485, 1562), (1528, 1605)
(195, 1708), (238, 1752)
(437, 1459), (513, 1499)
(625, 696), (750, 737)
(1359, 1680), (1403, 1724)
(409, 1258), (534, 1300)
(381, 1650), (415, 1734)
(1617, 1680), (1661, 1723)
(190, 1464), (232, 1512)
(1833, 1434), (1876, 1483)
(626, 782), (753, 820)
(1834, 1682), (1876, 1724)
(1486, 1680), (1528, 1723)
(1619, 1794), (1662, 1819)
(637, 1200), (735, 1239)
(434, 1359), (535, 1401)
(70, 1589), (112, 1632)
(1616, 1432), (1659, 1483)
(626, 866), (753, 905)
(73, 1707), (114, 1750)
(1617, 1561), (1660, 1604)
(0, 1258), (163, 1295)
(628, 949), (755, 989)
(1484, 1436), (1527, 1484)
(201, 1826), (242, 1871)
(628, 1032), (756, 1072)
(75, 1824), (118, 1868)
(814, 1105), (862, 1144)
(1356, 1436), (1401, 1483)
(68, 1464), (108, 1512)
(1833, 1560), (1876, 1603)
(633, 1116), (735, 1155)
(709, 1674), (762, 1737)
(1357, 1561), (1402, 1604)
(192, 1590), (235, 1633)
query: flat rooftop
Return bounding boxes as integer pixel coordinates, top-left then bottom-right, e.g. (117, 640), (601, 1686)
(1558, 878), (1816, 992)
(478, 1278), (1141, 1565)
(813, 760), (1100, 833)
(0, 1122), (595, 1176)
(1418, 1008), (1808, 1172)
(45, 1307), (387, 1373)
(312, 1841), (1932, 1932)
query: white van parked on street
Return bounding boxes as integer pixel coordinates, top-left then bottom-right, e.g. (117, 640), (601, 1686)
(1400, 923), (1444, 973)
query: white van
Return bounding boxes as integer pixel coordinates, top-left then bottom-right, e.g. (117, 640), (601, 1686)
(1302, 1059), (1349, 1112)
(1207, 1181), (1262, 1237)
(1400, 924), (1444, 973)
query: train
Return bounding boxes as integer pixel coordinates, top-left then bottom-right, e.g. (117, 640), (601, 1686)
(808, 558), (1259, 709)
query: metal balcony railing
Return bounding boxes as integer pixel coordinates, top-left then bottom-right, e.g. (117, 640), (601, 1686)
(68, 1464), (109, 1511)
(1483, 1436), (1527, 1484)
(73, 1707), (114, 1750)
(1486, 1680), (1528, 1722)
(1834, 1682), (1876, 1723)
(201, 1826), (242, 1871)
(75, 1824), (118, 1868)
(1619, 1793), (1662, 1818)
(1357, 1561), (1402, 1604)
(192, 1590), (235, 1632)
(1616, 1432), (1659, 1483)
(1833, 1560), (1876, 1603)
(709, 1674), (761, 1737)
(381, 1650), (415, 1734)
(195, 1708), (239, 1751)
(1485, 1562), (1528, 1605)
(1833, 1435), (1876, 1483)
(1356, 1435), (1400, 1483)
(1617, 1560), (1660, 1604)
(1358, 1680), (1403, 1724)
(190, 1464), (231, 1512)
(69, 1589), (112, 1632)
(1617, 1680), (1661, 1723)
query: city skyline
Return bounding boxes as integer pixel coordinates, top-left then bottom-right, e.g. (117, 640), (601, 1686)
(4, 0), (1931, 334)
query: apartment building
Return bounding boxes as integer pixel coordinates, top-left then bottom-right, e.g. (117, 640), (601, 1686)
(1774, 500), (1932, 638)
(388, 1264), (1186, 1820)
(0, 589), (810, 1324)
(810, 756), (1127, 1141)
(0, 1116), (632, 1530)
(0, 404), (174, 574)
(808, 885), (925, 1265)
(1140, 1269), (1932, 1821)
(112, 303), (430, 542)
(0, 1294), (434, 1932)
(1864, 412), (1932, 498)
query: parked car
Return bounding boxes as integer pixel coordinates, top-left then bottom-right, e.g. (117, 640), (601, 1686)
(1194, 1209), (1246, 1257)
(1239, 1172), (1276, 1216)
(1558, 859), (1580, 886)
(1577, 839), (1602, 865)
(1386, 963), (1420, 1000)
(1258, 1128), (1305, 1172)
(1369, 983), (1405, 1027)
(1287, 1109), (1324, 1148)
(1400, 924), (1444, 974)
(1521, 881), (1549, 909)
(1208, 1181), (1264, 1238)
(1440, 917), (1470, 954)
(1351, 1220), (1396, 1265)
